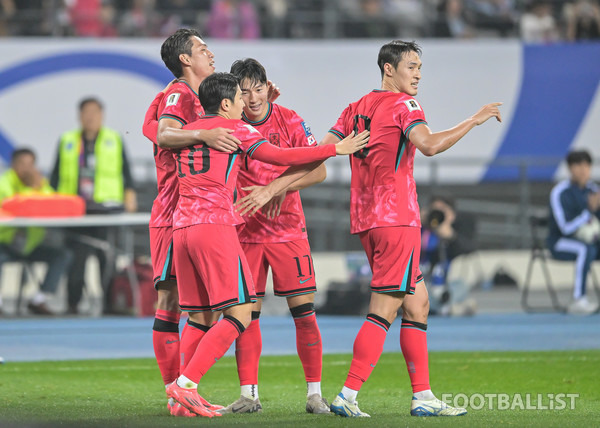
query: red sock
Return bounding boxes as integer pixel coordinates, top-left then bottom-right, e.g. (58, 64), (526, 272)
(152, 309), (181, 385)
(235, 312), (262, 385)
(183, 316), (245, 383)
(179, 319), (211, 373)
(292, 308), (322, 383)
(344, 314), (389, 391)
(400, 319), (430, 393)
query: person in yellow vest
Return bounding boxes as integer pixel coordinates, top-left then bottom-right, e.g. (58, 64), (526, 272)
(50, 97), (136, 314)
(0, 148), (73, 315)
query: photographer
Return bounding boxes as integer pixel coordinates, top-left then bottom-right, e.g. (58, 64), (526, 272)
(420, 195), (476, 315)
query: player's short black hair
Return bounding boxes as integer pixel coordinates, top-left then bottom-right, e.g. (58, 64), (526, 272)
(161, 28), (203, 78)
(377, 40), (422, 78)
(79, 97), (103, 111)
(198, 72), (239, 115)
(566, 150), (592, 166)
(11, 147), (35, 164)
(230, 58), (268, 88)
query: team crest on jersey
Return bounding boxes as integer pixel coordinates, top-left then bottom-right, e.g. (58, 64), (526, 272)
(243, 124), (259, 134)
(166, 93), (181, 107)
(404, 99), (422, 112)
(269, 133), (280, 147)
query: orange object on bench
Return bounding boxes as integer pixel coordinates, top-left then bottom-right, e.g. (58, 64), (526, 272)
(2, 194), (85, 217)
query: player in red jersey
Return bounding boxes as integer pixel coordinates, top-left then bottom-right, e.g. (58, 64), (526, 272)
(217, 58), (330, 415)
(142, 29), (244, 418)
(320, 40), (501, 418)
(164, 72), (369, 417)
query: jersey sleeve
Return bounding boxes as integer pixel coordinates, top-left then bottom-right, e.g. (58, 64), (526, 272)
(327, 105), (352, 141)
(287, 110), (318, 148)
(142, 92), (164, 144)
(395, 97), (427, 137)
(159, 89), (198, 126)
(237, 122), (336, 166)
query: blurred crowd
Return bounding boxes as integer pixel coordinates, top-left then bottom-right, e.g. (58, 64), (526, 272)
(0, 0), (599, 41)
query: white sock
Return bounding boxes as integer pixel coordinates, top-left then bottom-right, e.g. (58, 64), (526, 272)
(413, 389), (435, 400)
(307, 381), (321, 397)
(241, 384), (258, 399)
(176, 375), (197, 389)
(341, 386), (358, 403)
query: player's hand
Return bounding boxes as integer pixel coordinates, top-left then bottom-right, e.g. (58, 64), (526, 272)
(588, 192), (600, 212)
(201, 128), (242, 152)
(335, 130), (370, 155)
(234, 185), (275, 217)
(161, 79), (177, 94)
(266, 80), (281, 103)
(472, 102), (503, 125)
(263, 192), (286, 219)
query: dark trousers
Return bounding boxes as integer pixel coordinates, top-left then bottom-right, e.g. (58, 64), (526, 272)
(0, 243), (73, 295)
(65, 228), (117, 310)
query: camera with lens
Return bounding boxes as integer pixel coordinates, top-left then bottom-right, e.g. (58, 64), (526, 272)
(426, 209), (445, 229)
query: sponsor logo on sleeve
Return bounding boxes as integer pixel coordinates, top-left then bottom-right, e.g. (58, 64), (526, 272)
(404, 99), (422, 112)
(301, 121), (317, 145)
(166, 93), (181, 107)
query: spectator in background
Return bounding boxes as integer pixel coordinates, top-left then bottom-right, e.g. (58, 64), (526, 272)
(50, 97), (136, 314)
(564, 0), (600, 41)
(465, 0), (516, 37)
(341, 0), (396, 38)
(433, 0), (475, 38)
(0, 148), (73, 315)
(548, 149), (600, 315)
(156, 0), (210, 37)
(520, 0), (559, 43)
(207, 0), (260, 39)
(67, 0), (117, 37)
(118, 0), (160, 37)
(420, 195), (476, 315)
(0, 0), (15, 36)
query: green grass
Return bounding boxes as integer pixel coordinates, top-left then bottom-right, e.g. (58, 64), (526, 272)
(1, 350), (599, 427)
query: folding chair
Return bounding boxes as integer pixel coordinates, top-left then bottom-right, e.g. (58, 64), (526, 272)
(521, 215), (600, 313)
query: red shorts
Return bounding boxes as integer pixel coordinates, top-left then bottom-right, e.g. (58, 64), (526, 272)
(241, 239), (316, 297)
(359, 226), (423, 295)
(173, 224), (257, 312)
(149, 226), (175, 287)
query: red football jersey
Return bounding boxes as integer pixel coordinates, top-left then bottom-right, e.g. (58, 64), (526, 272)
(237, 103), (318, 243)
(147, 80), (203, 228)
(175, 115), (336, 230)
(329, 90), (427, 234)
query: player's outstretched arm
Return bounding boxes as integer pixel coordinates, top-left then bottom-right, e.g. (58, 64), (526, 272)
(234, 160), (324, 217)
(410, 102), (502, 157)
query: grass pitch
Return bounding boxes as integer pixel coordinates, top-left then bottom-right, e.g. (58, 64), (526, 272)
(0, 350), (598, 427)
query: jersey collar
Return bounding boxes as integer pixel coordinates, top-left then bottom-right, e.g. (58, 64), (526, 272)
(242, 102), (272, 126)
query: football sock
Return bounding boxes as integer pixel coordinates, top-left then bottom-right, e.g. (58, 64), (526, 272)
(413, 389), (435, 400)
(344, 313), (390, 391)
(176, 374), (197, 389)
(241, 384), (259, 400)
(152, 309), (181, 385)
(307, 382), (322, 397)
(235, 311), (262, 385)
(182, 315), (245, 383)
(341, 386), (358, 403)
(400, 319), (431, 393)
(179, 319), (210, 372)
(291, 303), (323, 383)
